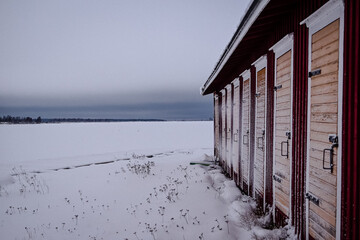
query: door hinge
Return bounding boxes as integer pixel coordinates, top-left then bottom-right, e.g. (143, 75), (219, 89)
(273, 175), (282, 183)
(306, 192), (320, 205)
(309, 69), (321, 77)
(274, 85), (282, 91)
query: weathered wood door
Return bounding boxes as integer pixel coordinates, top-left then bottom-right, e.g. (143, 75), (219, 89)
(232, 84), (240, 182)
(241, 78), (250, 193)
(221, 90), (227, 166)
(214, 94), (220, 160)
(254, 68), (266, 206)
(226, 87), (233, 174)
(306, 19), (341, 240)
(273, 50), (292, 220)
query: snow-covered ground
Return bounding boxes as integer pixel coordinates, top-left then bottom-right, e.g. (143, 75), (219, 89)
(0, 122), (293, 239)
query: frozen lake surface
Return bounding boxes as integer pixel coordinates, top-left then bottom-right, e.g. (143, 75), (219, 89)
(0, 122), (292, 239)
(0, 122), (213, 175)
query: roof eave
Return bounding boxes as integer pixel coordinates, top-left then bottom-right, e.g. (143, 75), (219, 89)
(201, 0), (270, 95)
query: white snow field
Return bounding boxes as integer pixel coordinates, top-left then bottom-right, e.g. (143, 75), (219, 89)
(0, 122), (293, 240)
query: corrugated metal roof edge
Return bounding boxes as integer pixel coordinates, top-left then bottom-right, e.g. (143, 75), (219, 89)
(200, 0), (270, 95)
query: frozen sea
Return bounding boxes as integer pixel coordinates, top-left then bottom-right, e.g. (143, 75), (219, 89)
(0, 122), (292, 240)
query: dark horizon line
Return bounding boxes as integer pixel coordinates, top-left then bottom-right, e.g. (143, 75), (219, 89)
(0, 115), (213, 124)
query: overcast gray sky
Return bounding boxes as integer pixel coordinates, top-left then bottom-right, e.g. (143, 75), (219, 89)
(0, 0), (249, 120)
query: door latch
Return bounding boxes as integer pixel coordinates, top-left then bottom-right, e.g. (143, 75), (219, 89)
(322, 134), (338, 173)
(234, 130), (239, 142)
(281, 131), (291, 159)
(256, 129), (265, 150)
(243, 130), (249, 145)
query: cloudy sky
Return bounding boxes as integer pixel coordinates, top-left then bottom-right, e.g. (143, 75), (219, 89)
(0, 0), (249, 120)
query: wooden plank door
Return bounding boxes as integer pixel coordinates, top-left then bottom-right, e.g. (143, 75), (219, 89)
(221, 91), (227, 166)
(254, 68), (266, 207)
(273, 50), (292, 221)
(226, 88), (233, 174)
(233, 84), (240, 182)
(306, 19), (340, 240)
(214, 94), (220, 160)
(241, 78), (250, 193)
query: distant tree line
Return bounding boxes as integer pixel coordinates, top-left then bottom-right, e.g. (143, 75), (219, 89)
(0, 115), (41, 124)
(0, 115), (166, 124)
(42, 118), (165, 123)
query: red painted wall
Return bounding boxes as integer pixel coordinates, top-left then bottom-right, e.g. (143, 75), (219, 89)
(210, 0), (358, 238)
(341, 0), (360, 239)
(292, 24), (308, 238)
(249, 66), (256, 197)
(265, 51), (275, 207)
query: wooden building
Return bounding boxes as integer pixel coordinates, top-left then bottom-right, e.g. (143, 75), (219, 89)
(201, 0), (359, 239)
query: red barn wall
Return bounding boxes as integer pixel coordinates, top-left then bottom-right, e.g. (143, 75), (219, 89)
(208, 0), (358, 238)
(341, 0), (360, 239)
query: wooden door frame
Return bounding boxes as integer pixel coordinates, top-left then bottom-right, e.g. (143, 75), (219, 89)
(269, 33), (294, 223)
(252, 55), (268, 205)
(226, 84), (233, 174)
(232, 78), (241, 183)
(214, 93), (218, 160)
(301, 0), (344, 239)
(218, 93), (222, 163)
(220, 89), (227, 167)
(240, 69), (250, 194)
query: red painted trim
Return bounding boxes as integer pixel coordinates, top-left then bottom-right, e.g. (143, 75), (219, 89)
(341, 0), (360, 239)
(249, 66), (256, 197)
(275, 206), (288, 228)
(292, 23), (308, 238)
(265, 50), (275, 207)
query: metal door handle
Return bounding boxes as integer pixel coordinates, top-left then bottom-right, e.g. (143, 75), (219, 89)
(281, 140), (289, 158)
(322, 143), (337, 173)
(257, 136), (264, 150)
(243, 134), (249, 145)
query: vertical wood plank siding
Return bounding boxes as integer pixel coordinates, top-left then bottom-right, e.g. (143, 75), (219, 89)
(342, 0), (360, 239)
(266, 51), (275, 207)
(249, 66), (257, 197)
(292, 24), (308, 238)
